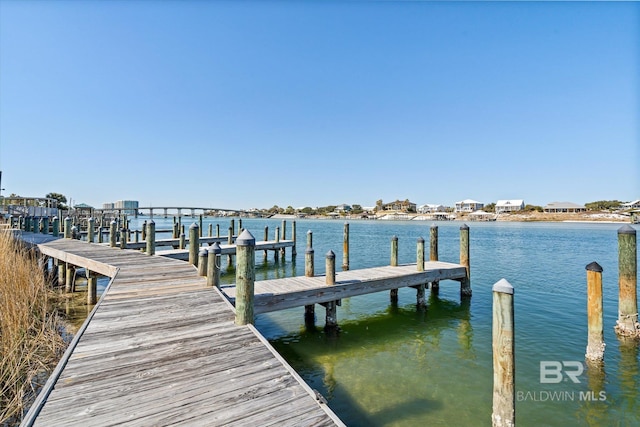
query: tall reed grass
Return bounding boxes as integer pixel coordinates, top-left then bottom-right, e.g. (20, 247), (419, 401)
(0, 230), (67, 425)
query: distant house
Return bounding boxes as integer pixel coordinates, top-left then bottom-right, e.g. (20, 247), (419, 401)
(495, 199), (525, 213)
(334, 204), (352, 213)
(418, 204), (446, 214)
(382, 200), (417, 212)
(621, 200), (640, 210)
(455, 199), (484, 213)
(543, 202), (586, 213)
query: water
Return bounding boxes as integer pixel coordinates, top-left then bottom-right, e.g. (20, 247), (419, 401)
(125, 216), (638, 427)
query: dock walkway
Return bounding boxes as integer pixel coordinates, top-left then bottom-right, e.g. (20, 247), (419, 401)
(20, 235), (342, 426)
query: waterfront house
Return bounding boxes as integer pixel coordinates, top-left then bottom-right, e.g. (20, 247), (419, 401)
(418, 204), (446, 214)
(621, 200), (640, 210)
(382, 200), (417, 213)
(495, 199), (525, 213)
(334, 204), (352, 213)
(543, 202), (586, 213)
(455, 199), (484, 213)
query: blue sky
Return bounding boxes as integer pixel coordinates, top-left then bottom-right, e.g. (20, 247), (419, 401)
(1, 0), (638, 210)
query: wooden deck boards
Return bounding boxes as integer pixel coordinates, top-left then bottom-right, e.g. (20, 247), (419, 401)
(222, 261), (468, 314)
(20, 235), (342, 427)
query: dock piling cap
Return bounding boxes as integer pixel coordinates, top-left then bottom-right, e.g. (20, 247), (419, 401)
(209, 242), (222, 254)
(492, 278), (514, 294)
(190, 222), (199, 230)
(586, 261), (603, 273)
(618, 224), (636, 235)
(236, 229), (256, 246)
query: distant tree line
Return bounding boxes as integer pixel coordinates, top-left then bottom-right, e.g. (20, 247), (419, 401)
(585, 200), (623, 211)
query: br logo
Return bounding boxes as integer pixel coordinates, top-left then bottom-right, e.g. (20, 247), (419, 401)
(540, 361), (584, 384)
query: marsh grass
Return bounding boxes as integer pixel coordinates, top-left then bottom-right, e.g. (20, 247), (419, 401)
(0, 231), (67, 425)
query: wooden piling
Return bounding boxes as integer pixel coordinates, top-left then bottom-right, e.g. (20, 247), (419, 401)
(208, 223), (213, 237)
(342, 222), (349, 270)
(119, 228), (126, 249)
(235, 230), (256, 326)
(615, 225), (639, 337)
(585, 262), (605, 362)
(207, 242), (222, 288)
(172, 221), (179, 239)
(189, 223), (200, 266)
(263, 226), (269, 260)
(179, 232), (185, 250)
(87, 217), (95, 243)
(198, 248), (207, 276)
(146, 221), (155, 255)
(390, 236), (398, 302)
(64, 217), (72, 239)
(142, 220), (147, 240)
(304, 245), (315, 323)
(492, 278), (515, 427)
(199, 215), (203, 237)
(87, 270), (97, 305)
(274, 226), (280, 262)
(65, 264), (74, 293)
(109, 220), (117, 247)
(325, 250), (337, 328)
(280, 220), (286, 258)
(52, 216), (59, 237)
(291, 221), (297, 258)
(417, 237), (426, 308)
(460, 224), (472, 296)
(57, 261), (65, 287)
(228, 226), (234, 266)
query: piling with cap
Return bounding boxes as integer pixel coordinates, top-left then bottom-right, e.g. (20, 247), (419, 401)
(87, 217), (95, 243)
(390, 236), (399, 302)
(235, 230), (256, 326)
(109, 220), (117, 247)
(146, 221), (155, 255)
(460, 224), (472, 296)
(64, 217), (72, 239)
(189, 223), (200, 266)
(207, 242), (222, 288)
(52, 216), (59, 237)
(342, 222), (350, 270)
(416, 237), (426, 308)
(198, 248), (208, 276)
(585, 262), (605, 362)
(615, 225), (639, 337)
(492, 278), (515, 427)
(325, 250), (337, 329)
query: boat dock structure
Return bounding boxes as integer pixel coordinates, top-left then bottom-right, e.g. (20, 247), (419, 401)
(16, 222), (471, 426)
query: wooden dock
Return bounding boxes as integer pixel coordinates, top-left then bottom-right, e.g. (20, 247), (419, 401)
(221, 261), (467, 314)
(20, 235), (343, 426)
(158, 240), (296, 261)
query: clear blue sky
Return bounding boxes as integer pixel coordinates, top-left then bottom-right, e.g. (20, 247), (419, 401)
(1, 0), (638, 210)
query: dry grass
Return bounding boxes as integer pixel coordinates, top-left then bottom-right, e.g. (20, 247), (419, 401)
(0, 231), (67, 425)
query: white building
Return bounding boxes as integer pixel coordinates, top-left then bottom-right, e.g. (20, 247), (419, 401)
(495, 199), (525, 213)
(621, 200), (640, 210)
(455, 199), (484, 213)
(418, 204), (446, 214)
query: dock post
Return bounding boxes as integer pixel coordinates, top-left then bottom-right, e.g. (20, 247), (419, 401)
(208, 223), (213, 237)
(135, 230), (139, 243)
(263, 226), (269, 261)
(390, 235), (399, 302)
(198, 248), (207, 276)
(172, 219), (178, 239)
(64, 217), (72, 239)
(342, 222), (349, 270)
(109, 220), (117, 247)
(325, 250), (337, 329)
(274, 226), (280, 262)
(179, 232), (186, 250)
(146, 220), (155, 255)
(42, 217), (49, 234)
(430, 224), (439, 293)
(87, 217), (95, 243)
(235, 230), (256, 326)
(230, 219), (235, 237)
(52, 216), (59, 237)
(58, 261), (65, 286)
(142, 220), (147, 241)
(492, 278), (515, 427)
(228, 226), (234, 266)
(65, 264), (74, 293)
(120, 228), (127, 249)
(189, 223), (200, 266)
(292, 220), (297, 258)
(585, 262), (605, 362)
(280, 220), (287, 258)
(615, 225), (639, 337)
(304, 245), (315, 325)
(460, 224), (472, 297)
(87, 270), (97, 305)
(216, 224), (220, 237)
(417, 237), (426, 308)
(207, 242), (222, 288)
(199, 215), (203, 237)
(238, 218), (243, 232)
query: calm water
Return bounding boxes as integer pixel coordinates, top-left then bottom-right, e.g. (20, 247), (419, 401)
(126, 216), (638, 427)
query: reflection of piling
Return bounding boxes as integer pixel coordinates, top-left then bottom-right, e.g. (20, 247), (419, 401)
(615, 225), (639, 337)
(235, 230), (256, 326)
(390, 235), (398, 303)
(492, 279), (515, 427)
(585, 262), (605, 362)
(460, 224), (471, 296)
